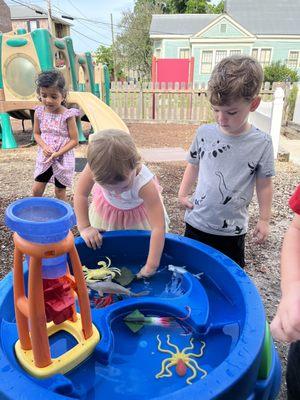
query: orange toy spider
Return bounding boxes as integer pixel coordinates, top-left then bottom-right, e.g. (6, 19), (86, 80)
(155, 334), (207, 385)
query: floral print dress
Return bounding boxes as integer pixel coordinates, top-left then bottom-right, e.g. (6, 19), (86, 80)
(34, 106), (80, 187)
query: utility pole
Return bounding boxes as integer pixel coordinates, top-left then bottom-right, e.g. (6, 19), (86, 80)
(110, 13), (118, 81)
(46, 0), (53, 34)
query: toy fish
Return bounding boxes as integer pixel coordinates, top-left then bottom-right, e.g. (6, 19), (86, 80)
(124, 307), (192, 333)
(124, 310), (174, 333)
(168, 265), (187, 274)
(87, 281), (150, 298)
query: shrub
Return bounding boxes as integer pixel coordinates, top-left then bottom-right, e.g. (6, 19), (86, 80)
(287, 84), (299, 121)
(263, 61), (299, 84)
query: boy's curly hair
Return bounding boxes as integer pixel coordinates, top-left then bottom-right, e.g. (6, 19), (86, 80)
(208, 55), (263, 106)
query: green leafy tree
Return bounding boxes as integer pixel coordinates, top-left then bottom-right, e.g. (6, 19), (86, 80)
(116, 0), (163, 81)
(95, 45), (125, 80)
(164, 0), (187, 13)
(186, 0), (208, 13)
(208, 0), (224, 13)
(163, 0), (224, 13)
(94, 45), (114, 76)
(263, 61), (299, 84)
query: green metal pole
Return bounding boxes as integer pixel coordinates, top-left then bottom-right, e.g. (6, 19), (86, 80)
(76, 118), (86, 143)
(103, 64), (110, 106)
(85, 52), (96, 95)
(0, 113), (17, 149)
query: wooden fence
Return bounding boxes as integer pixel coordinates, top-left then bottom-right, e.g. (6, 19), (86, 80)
(110, 81), (278, 123)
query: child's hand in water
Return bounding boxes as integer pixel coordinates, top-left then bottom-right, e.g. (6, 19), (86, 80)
(178, 195), (193, 209)
(136, 265), (157, 279)
(80, 226), (103, 250)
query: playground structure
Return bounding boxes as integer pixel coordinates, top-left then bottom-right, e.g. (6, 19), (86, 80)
(0, 28), (128, 149)
(0, 199), (281, 398)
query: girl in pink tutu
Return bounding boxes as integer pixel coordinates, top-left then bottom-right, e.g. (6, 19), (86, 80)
(74, 129), (168, 278)
(32, 70), (80, 202)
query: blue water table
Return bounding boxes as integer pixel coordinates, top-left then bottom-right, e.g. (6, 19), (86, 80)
(0, 198), (281, 399)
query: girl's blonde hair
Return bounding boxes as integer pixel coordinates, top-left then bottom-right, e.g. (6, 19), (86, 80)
(87, 129), (141, 184)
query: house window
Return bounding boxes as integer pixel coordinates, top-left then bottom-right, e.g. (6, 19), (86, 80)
(230, 49), (242, 56)
(27, 20), (39, 32)
(215, 50), (227, 64)
(287, 51), (299, 69)
(179, 48), (190, 59)
(251, 48), (271, 66)
(260, 49), (271, 66)
(56, 23), (64, 38)
(201, 51), (213, 73)
(251, 48), (258, 60)
(155, 48), (161, 58)
(220, 23), (227, 33)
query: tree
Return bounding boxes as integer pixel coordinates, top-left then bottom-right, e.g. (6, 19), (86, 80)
(164, 0), (187, 13)
(94, 45), (114, 76)
(186, 0), (208, 14)
(208, 0), (224, 13)
(163, 0), (224, 14)
(116, 0), (163, 81)
(263, 61), (299, 85)
(94, 45), (124, 80)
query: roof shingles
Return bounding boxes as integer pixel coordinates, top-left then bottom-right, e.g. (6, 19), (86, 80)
(150, 0), (300, 37)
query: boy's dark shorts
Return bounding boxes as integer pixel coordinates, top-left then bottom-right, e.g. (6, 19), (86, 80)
(184, 223), (245, 268)
(287, 341), (300, 400)
(35, 166), (66, 189)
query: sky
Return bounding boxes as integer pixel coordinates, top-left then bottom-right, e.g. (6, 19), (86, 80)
(7, 0), (135, 53)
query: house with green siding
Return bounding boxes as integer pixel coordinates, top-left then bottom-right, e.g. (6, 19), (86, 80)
(150, 0), (300, 85)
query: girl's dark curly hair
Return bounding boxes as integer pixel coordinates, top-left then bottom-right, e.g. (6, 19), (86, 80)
(36, 70), (67, 104)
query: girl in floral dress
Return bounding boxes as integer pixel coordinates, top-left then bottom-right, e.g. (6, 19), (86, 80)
(32, 70), (80, 202)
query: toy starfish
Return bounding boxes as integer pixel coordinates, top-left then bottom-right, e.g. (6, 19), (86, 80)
(156, 334), (207, 384)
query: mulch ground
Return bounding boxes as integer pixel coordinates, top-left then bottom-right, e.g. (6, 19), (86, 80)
(1, 120), (299, 399)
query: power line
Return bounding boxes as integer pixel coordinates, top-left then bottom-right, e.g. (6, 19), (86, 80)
(9, 0), (47, 15)
(71, 29), (92, 49)
(8, 0), (110, 47)
(71, 26), (110, 47)
(66, 0), (88, 20)
(51, 3), (112, 41)
(9, 0), (198, 38)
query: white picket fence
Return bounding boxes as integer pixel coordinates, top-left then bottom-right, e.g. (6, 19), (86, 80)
(293, 83), (300, 125)
(249, 87), (284, 158)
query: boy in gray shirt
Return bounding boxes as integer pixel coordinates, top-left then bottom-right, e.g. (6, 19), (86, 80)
(178, 55), (275, 268)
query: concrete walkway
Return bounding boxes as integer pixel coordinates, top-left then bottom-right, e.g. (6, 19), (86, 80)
(139, 147), (187, 162)
(75, 137), (300, 171)
(140, 137), (300, 165)
(279, 135), (300, 165)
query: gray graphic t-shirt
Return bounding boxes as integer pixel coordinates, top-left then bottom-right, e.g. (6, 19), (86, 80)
(185, 124), (275, 236)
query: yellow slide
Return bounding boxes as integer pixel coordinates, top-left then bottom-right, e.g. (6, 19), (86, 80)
(68, 91), (129, 133)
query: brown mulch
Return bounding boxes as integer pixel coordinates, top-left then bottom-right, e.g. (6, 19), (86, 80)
(0, 120), (298, 399)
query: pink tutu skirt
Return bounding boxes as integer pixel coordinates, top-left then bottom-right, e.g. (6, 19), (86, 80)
(89, 187), (152, 231)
